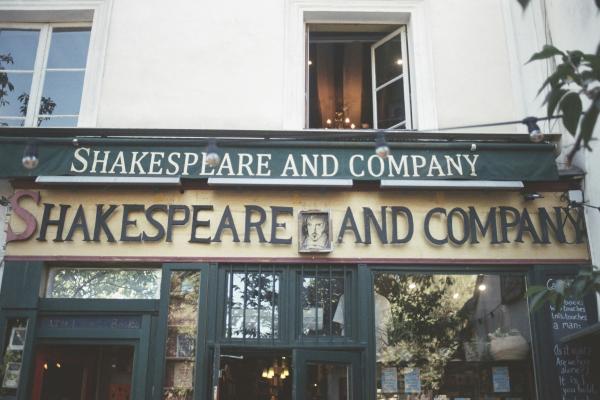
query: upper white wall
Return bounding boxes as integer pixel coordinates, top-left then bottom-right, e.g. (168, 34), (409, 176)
(97, 0), (285, 129)
(95, 0), (523, 131)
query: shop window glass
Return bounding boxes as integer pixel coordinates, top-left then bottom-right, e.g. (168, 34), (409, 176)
(46, 268), (161, 299)
(0, 25), (90, 127)
(307, 24), (411, 129)
(163, 271), (201, 400)
(0, 318), (28, 395)
(373, 273), (535, 399)
(300, 267), (348, 337)
(225, 269), (280, 339)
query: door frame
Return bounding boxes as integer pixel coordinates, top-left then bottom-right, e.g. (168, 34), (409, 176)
(293, 349), (361, 400)
(30, 337), (146, 400)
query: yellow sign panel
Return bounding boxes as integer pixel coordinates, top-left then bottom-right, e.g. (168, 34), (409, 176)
(5, 189), (589, 262)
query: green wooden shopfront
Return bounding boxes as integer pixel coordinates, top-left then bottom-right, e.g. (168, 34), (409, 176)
(0, 129), (597, 400)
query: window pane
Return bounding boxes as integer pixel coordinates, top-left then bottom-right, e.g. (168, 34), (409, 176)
(163, 271), (201, 400)
(0, 118), (24, 127)
(39, 70), (85, 115)
(301, 270), (345, 337)
(374, 274), (535, 399)
(37, 116), (78, 127)
(375, 33), (403, 87)
(46, 28), (91, 69)
(0, 29), (39, 70)
(46, 268), (161, 299)
(225, 271), (280, 339)
(0, 72), (32, 117)
(376, 78), (405, 129)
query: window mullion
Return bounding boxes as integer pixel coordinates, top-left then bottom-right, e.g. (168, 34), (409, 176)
(25, 24), (52, 127)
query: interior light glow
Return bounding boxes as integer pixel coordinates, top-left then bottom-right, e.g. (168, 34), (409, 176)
(396, 59), (403, 65)
(308, 60), (313, 66)
(43, 363), (48, 370)
(56, 362), (61, 368)
(478, 284), (487, 292)
(408, 282), (416, 290)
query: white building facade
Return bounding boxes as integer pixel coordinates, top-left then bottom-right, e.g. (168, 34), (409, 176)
(0, 0), (598, 399)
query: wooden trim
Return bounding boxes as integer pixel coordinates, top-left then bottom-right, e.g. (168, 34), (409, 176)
(4, 255), (590, 265)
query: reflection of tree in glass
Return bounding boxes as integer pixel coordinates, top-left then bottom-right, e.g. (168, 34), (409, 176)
(0, 52), (57, 126)
(17, 93), (56, 126)
(0, 53), (15, 107)
(49, 269), (161, 299)
(377, 274), (471, 392)
(228, 272), (278, 338)
(302, 273), (344, 336)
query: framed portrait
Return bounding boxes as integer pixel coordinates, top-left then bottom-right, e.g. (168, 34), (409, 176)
(7, 327), (26, 351)
(298, 210), (333, 253)
(2, 362), (21, 389)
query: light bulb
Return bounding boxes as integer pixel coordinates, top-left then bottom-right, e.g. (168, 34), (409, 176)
(529, 130), (544, 143)
(375, 144), (390, 158)
(22, 142), (39, 170)
(262, 369), (269, 378)
(344, 117), (350, 124)
(56, 362), (61, 368)
(396, 59), (403, 66)
(308, 60), (313, 66)
(205, 152), (220, 168)
(326, 118), (332, 125)
(43, 363), (48, 370)
(350, 123), (356, 129)
(478, 284), (487, 292)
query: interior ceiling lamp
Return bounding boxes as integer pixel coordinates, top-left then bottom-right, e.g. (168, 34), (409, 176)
(22, 141), (39, 170)
(261, 358), (290, 384)
(205, 139), (221, 168)
(325, 107), (356, 129)
(522, 116), (544, 143)
(375, 132), (390, 158)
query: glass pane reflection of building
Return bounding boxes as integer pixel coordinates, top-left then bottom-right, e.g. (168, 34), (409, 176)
(307, 363), (350, 400)
(374, 274), (535, 400)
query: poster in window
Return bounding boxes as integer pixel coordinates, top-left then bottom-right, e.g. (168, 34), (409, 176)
(381, 367), (398, 393)
(2, 362), (21, 389)
(8, 327), (26, 351)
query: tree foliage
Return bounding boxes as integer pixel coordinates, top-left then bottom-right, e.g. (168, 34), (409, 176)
(527, 268), (600, 313)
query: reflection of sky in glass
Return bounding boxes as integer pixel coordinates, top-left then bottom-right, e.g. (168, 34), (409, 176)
(0, 118), (25, 127)
(227, 272), (279, 339)
(40, 71), (85, 115)
(37, 116), (78, 127)
(0, 29), (39, 70)
(0, 72), (32, 116)
(47, 28), (91, 69)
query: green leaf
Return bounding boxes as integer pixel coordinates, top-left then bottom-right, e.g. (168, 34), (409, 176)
(529, 289), (551, 313)
(517, 0), (531, 9)
(528, 45), (565, 64)
(580, 96), (600, 147)
(567, 50), (584, 67)
(559, 92), (583, 136)
(545, 88), (567, 118)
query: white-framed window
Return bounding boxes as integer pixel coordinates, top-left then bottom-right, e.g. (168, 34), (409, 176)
(0, 23), (91, 127)
(307, 24), (412, 130)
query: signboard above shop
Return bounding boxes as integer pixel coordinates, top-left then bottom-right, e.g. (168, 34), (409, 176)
(5, 189), (588, 262)
(0, 139), (559, 182)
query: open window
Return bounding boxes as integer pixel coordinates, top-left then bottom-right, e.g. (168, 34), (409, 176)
(307, 24), (411, 130)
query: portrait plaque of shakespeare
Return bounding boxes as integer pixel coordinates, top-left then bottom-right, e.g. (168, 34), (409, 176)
(298, 210), (333, 253)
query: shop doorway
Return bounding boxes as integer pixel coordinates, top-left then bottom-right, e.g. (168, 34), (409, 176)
(31, 345), (134, 400)
(293, 350), (360, 400)
(216, 350), (292, 400)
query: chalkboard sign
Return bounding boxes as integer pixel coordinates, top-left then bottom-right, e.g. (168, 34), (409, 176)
(539, 276), (599, 400)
